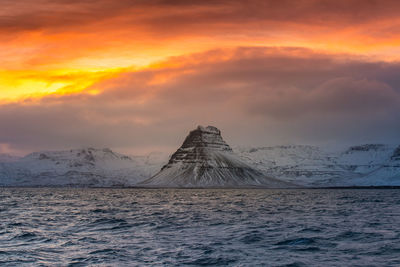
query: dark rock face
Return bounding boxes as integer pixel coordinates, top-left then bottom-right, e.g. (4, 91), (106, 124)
(392, 146), (400, 160)
(346, 144), (386, 153)
(39, 153), (49, 160)
(163, 125), (232, 168)
(140, 125), (293, 188)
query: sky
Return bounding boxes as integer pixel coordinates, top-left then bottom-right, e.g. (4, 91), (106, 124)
(1, 0), (400, 155)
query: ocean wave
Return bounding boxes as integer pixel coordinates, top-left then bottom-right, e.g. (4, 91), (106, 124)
(0, 188), (399, 266)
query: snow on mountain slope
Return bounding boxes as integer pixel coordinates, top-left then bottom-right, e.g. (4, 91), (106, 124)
(0, 148), (165, 187)
(237, 144), (400, 186)
(129, 151), (170, 178)
(333, 145), (400, 186)
(140, 126), (294, 188)
(1, 142), (399, 187)
(0, 154), (20, 163)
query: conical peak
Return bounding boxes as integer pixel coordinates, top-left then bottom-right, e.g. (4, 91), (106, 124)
(160, 125), (232, 168)
(181, 125), (231, 151)
(196, 125), (221, 134)
(141, 125), (294, 188)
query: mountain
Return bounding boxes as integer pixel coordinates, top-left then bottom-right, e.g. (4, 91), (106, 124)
(237, 144), (400, 186)
(0, 148), (166, 187)
(140, 126), (293, 188)
(1, 137), (398, 187)
(0, 154), (20, 163)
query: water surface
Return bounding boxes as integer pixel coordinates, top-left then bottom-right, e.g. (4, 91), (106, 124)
(0, 188), (399, 266)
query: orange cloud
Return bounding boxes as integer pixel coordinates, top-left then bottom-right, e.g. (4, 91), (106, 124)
(0, 68), (124, 102)
(2, 0), (400, 102)
(1, 47), (400, 154)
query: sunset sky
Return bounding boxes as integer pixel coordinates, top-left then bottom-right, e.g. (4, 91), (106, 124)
(1, 0), (400, 155)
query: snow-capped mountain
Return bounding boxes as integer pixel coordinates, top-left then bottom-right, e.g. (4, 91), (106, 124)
(140, 126), (293, 188)
(0, 138), (399, 187)
(0, 148), (166, 187)
(237, 144), (400, 186)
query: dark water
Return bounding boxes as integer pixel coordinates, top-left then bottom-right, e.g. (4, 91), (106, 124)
(0, 188), (400, 266)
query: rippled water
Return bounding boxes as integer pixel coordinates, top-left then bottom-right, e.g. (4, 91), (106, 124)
(1, 188), (400, 266)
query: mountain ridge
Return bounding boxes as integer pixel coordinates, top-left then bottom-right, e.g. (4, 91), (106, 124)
(237, 144), (400, 186)
(0, 142), (399, 187)
(140, 125), (293, 188)
(0, 147), (165, 187)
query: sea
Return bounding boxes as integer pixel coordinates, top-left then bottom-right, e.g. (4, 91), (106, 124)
(0, 188), (399, 266)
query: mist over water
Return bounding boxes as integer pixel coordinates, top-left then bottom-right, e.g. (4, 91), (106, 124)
(0, 188), (399, 266)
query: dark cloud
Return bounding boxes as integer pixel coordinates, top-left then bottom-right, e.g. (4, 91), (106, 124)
(2, 0), (400, 35)
(1, 47), (400, 154)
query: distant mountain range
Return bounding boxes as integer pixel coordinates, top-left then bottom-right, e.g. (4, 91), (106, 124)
(238, 144), (400, 187)
(0, 148), (166, 187)
(0, 128), (399, 187)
